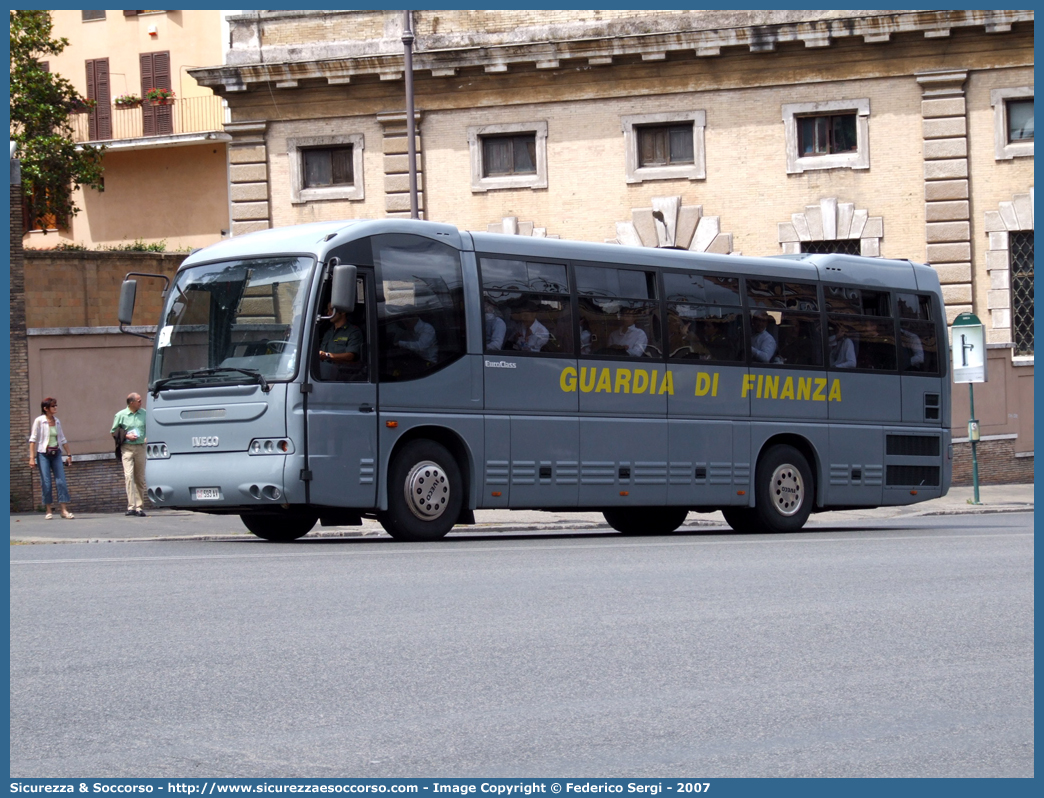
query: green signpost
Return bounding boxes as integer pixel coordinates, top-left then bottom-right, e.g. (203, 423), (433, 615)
(951, 312), (988, 505)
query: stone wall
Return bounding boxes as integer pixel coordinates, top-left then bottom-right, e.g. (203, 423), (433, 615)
(952, 438), (1033, 486)
(22, 250), (185, 329)
(16, 251), (187, 514)
(10, 182), (34, 512)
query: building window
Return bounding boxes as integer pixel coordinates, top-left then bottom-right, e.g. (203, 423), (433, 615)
(621, 111), (706, 184)
(802, 239), (862, 256)
(468, 121), (547, 192)
(1007, 99), (1034, 142)
(287, 134), (365, 204)
(797, 113), (857, 156)
(303, 146), (354, 188)
(82, 11), (106, 21)
(638, 124), (694, 167)
(783, 99), (870, 174)
(991, 87), (1034, 160)
(482, 134), (536, 177)
(1010, 231), (1034, 356)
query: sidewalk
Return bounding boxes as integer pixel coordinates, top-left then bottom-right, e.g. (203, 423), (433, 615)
(9, 483), (1033, 545)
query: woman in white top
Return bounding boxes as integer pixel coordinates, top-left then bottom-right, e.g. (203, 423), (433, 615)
(28, 397), (74, 519)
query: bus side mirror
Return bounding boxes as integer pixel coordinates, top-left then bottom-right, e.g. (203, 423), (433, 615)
(118, 280), (137, 326)
(330, 264), (357, 312)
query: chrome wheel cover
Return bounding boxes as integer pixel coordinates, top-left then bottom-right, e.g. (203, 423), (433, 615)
(404, 460), (451, 521)
(769, 463), (804, 517)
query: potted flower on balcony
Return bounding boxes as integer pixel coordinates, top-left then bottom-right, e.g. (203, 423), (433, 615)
(144, 87), (176, 106)
(114, 94), (142, 109)
(67, 96), (97, 114)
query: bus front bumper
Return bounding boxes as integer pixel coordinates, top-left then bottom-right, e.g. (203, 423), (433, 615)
(145, 452), (301, 511)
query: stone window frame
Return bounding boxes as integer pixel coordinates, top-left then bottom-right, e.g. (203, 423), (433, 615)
(991, 87), (1034, 160)
(984, 189), (1034, 362)
(287, 134), (365, 204)
(468, 121), (548, 193)
(782, 99), (870, 174)
(621, 111), (706, 184)
(778, 197), (883, 257)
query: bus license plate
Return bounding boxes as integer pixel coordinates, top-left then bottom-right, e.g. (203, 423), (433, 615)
(195, 487), (221, 501)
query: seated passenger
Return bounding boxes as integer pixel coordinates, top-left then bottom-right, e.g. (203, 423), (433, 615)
(607, 309), (648, 357)
(510, 304), (550, 352)
(396, 314), (438, 364)
(777, 319), (817, 366)
(901, 327), (925, 369)
(668, 313), (703, 358)
(317, 303), (363, 379)
(579, 317), (594, 355)
(484, 301), (507, 351)
(750, 310), (777, 363)
(829, 325), (856, 369)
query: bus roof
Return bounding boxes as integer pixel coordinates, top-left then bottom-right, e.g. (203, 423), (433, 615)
(179, 219), (931, 292)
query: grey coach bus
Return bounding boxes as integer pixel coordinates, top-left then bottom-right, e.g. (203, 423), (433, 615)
(119, 219), (951, 541)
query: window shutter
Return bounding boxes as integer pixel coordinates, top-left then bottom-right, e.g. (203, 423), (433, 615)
(85, 59), (114, 140)
(93, 59), (112, 140)
(141, 51), (172, 136)
(152, 51), (173, 134)
(85, 60), (96, 141)
(140, 52), (155, 135)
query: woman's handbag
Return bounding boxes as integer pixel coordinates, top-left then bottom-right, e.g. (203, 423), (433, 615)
(45, 446), (61, 456)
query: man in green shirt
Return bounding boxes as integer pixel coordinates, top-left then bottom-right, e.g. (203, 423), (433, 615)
(111, 393), (148, 517)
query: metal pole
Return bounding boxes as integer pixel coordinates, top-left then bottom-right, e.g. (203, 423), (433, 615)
(402, 10), (419, 219)
(968, 383), (982, 505)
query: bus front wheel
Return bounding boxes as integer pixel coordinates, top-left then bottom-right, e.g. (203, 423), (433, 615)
(379, 440), (464, 541)
(241, 511), (317, 542)
(603, 507), (689, 535)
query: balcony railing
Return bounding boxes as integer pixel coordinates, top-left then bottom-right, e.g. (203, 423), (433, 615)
(70, 95), (226, 144)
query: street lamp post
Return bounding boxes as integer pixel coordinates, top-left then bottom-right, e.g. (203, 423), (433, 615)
(402, 10), (419, 219)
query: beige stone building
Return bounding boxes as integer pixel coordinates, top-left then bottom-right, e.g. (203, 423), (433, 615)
(23, 10), (235, 251)
(187, 10), (1033, 473)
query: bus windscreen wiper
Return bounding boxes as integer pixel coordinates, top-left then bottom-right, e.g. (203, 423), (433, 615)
(152, 367), (270, 396)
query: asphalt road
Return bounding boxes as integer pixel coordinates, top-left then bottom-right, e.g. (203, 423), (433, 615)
(9, 513), (1034, 778)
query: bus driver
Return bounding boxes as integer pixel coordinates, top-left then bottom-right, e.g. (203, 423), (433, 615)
(317, 303), (363, 379)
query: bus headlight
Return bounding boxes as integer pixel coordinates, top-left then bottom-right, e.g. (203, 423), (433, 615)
(248, 438), (294, 455)
(146, 443), (170, 459)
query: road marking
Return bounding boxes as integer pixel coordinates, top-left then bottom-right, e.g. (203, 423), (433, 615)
(8, 530), (1034, 566)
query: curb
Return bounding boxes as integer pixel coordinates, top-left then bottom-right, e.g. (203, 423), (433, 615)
(9, 503), (1033, 545)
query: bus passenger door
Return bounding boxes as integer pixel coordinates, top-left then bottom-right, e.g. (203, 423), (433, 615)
(306, 272), (379, 510)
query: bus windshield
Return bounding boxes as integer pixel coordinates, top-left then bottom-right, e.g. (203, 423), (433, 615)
(150, 256), (315, 391)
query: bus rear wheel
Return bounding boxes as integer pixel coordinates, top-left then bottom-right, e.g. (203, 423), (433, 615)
(378, 440), (464, 541)
(603, 507), (689, 535)
(754, 444), (813, 532)
(241, 511), (318, 542)
(725, 444), (814, 534)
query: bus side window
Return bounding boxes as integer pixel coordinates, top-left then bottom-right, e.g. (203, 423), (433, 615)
(897, 293), (940, 374)
(480, 256), (572, 356)
(575, 264), (660, 359)
(827, 288), (897, 371)
(374, 234), (466, 382)
(667, 303), (744, 363)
